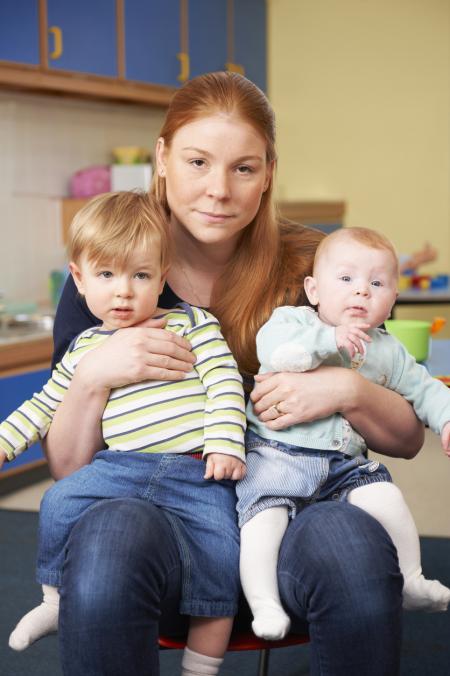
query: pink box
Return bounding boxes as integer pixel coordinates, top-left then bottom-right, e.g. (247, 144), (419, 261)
(70, 165), (111, 198)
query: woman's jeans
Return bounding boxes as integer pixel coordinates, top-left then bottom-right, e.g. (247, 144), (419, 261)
(38, 450), (240, 616)
(59, 498), (403, 676)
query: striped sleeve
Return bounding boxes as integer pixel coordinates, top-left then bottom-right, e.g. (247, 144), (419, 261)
(0, 339), (79, 461)
(186, 307), (246, 462)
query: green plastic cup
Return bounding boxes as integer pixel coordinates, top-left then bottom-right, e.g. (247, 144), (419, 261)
(384, 319), (431, 362)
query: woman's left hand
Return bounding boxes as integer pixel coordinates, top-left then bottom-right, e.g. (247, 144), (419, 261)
(251, 367), (353, 431)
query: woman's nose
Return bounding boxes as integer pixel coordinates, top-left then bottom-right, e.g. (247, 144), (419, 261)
(206, 168), (230, 199)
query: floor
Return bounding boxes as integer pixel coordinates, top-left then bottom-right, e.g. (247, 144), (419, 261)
(0, 429), (449, 537)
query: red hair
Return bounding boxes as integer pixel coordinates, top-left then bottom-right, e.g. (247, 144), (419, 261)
(151, 72), (323, 376)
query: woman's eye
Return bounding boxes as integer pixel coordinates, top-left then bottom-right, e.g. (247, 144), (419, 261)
(236, 164), (253, 174)
(190, 159), (206, 168)
(135, 272), (149, 280)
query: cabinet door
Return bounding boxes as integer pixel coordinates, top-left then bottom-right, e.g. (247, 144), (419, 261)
(232, 0), (266, 91)
(188, 0), (227, 80)
(124, 0), (180, 87)
(0, 0), (40, 66)
(46, 0), (117, 77)
(0, 368), (50, 470)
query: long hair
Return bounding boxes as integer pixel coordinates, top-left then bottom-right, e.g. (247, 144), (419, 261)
(151, 72), (324, 376)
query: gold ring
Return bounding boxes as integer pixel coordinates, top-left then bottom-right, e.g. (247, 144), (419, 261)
(272, 402), (282, 416)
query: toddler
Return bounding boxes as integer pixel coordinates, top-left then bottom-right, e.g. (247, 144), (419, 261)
(1, 191), (246, 676)
(238, 226), (450, 640)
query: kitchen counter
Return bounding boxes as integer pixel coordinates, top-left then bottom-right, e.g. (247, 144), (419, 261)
(0, 317), (53, 375)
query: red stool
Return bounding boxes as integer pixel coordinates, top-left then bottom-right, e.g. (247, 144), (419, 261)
(159, 631), (310, 676)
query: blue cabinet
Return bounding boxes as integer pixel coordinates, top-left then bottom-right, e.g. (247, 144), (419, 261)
(46, 0), (117, 77)
(0, 368), (50, 472)
(124, 0), (180, 87)
(0, 0), (40, 66)
(0, 1), (266, 98)
(188, 0), (227, 80)
(232, 0), (267, 91)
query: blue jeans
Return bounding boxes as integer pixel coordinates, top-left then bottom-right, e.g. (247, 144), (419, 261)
(59, 499), (403, 676)
(37, 450), (240, 617)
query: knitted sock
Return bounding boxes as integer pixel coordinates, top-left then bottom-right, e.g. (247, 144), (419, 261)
(349, 482), (450, 612)
(240, 507), (291, 640)
(181, 647), (223, 675)
(9, 584), (59, 651)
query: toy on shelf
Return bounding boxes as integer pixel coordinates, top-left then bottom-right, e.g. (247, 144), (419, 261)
(398, 242), (448, 292)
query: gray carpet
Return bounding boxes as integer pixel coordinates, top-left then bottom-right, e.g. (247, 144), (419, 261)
(1, 509), (449, 675)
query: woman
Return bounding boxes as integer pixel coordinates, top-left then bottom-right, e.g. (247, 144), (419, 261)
(46, 72), (423, 676)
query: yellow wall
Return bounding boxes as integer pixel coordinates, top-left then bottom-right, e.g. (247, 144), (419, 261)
(268, 0), (450, 273)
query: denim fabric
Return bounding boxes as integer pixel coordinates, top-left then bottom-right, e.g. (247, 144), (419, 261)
(59, 498), (403, 676)
(37, 450), (240, 617)
(236, 430), (392, 526)
(279, 501), (403, 675)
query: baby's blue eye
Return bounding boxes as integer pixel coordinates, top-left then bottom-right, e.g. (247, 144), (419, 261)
(371, 280), (382, 287)
(135, 272), (149, 280)
(340, 275), (351, 282)
(99, 271), (113, 278)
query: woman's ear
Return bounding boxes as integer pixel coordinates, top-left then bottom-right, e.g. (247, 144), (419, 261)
(155, 137), (167, 178)
(304, 276), (319, 306)
(69, 261), (85, 296)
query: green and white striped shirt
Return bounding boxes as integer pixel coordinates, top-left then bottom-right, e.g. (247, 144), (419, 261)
(0, 304), (246, 463)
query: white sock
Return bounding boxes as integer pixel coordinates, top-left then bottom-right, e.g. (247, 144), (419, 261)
(349, 482), (450, 612)
(240, 507), (291, 640)
(181, 647), (223, 675)
(9, 584), (60, 651)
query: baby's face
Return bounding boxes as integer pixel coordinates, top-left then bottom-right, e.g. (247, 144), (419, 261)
(305, 238), (398, 329)
(70, 246), (165, 330)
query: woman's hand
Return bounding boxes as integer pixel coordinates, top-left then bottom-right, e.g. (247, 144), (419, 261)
(251, 368), (349, 431)
(251, 366), (424, 458)
(76, 316), (196, 392)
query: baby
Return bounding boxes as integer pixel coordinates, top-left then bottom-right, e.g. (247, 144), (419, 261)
(238, 226), (450, 640)
(1, 191), (246, 676)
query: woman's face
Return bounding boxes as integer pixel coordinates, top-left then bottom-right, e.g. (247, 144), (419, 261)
(156, 113), (273, 250)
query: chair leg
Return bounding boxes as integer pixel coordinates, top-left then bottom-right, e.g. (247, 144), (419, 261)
(257, 648), (270, 676)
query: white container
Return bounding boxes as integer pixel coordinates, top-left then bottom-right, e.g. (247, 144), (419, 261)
(111, 164), (153, 192)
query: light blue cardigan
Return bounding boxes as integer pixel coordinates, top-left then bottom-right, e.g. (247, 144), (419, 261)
(247, 306), (450, 456)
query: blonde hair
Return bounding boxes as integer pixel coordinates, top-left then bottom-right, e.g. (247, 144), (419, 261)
(150, 71), (324, 376)
(68, 191), (171, 272)
(313, 227), (399, 276)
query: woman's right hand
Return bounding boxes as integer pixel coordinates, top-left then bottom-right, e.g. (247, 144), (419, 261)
(76, 316), (196, 391)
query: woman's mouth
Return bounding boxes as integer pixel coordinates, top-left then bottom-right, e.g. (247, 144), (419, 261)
(197, 210), (234, 224)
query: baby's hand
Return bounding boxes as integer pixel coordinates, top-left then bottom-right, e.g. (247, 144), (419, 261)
(204, 453), (246, 481)
(335, 324), (371, 358)
(440, 422), (450, 457)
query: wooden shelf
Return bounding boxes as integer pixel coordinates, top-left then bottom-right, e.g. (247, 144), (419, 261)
(277, 201), (345, 226)
(0, 62), (174, 108)
(0, 336), (53, 375)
